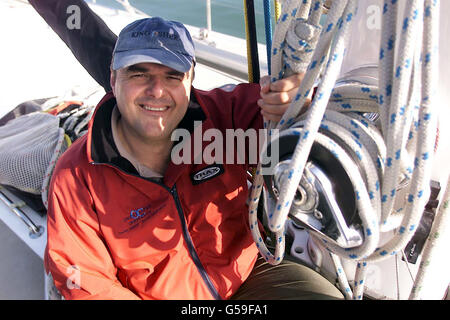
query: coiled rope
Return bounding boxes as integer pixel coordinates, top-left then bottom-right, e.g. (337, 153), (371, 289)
(248, 0), (440, 300)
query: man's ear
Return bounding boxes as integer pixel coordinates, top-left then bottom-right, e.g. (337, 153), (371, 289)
(110, 68), (116, 95)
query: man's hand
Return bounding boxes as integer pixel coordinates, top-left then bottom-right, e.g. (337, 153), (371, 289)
(258, 73), (309, 123)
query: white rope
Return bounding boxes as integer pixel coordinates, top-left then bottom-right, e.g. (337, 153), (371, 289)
(249, 0), (440, 300)
(365, 0), (439, 262)
(270, 0), (355, 235)
(249, 0), (352, 265)
(330, 252), (353, 299)
(379, 0), (424, 230)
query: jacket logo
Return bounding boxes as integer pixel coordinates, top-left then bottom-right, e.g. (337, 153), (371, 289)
(191, 164), (224, 185)
(119, 203), (166, 235)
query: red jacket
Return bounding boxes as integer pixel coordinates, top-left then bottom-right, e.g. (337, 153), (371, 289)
(45, 83), (264, 299)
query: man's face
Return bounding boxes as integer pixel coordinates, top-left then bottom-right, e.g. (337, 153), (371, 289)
(110, 62), (193, 144)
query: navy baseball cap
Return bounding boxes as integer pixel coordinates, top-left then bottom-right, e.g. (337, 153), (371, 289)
(112, 17), (196, 73)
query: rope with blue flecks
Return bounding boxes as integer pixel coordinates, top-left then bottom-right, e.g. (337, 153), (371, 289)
(328, 0), (440, 299)
(247, 0), (440, 300)
(249, 0), (362, 266)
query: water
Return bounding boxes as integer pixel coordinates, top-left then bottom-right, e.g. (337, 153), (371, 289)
(90, 0), (271, 44)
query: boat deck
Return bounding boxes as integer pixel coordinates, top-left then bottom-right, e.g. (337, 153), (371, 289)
(0, 219), (44, 299)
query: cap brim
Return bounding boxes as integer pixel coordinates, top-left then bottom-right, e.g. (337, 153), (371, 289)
(113, 48), (193, 73)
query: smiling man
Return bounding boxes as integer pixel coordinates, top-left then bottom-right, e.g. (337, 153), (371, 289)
(44, 14), (343, 300)
(111, 62), (190, 174)
(109, 18), (196, 176)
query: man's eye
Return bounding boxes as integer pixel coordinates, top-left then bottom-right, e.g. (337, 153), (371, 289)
(130, 73), (145, 78)
(167, 76), (182, 81)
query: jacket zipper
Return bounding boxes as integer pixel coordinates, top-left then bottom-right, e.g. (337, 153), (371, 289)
(91, 162), (221, 299)
(170, 184), (221, 300)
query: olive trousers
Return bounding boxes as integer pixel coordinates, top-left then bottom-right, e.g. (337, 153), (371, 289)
(231, 256), (344, 300)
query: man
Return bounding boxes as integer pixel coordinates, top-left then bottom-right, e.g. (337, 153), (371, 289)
(43, 11), (343, 299)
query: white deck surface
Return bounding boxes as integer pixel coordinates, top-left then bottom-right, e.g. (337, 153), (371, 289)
(0, 219), (44, 299)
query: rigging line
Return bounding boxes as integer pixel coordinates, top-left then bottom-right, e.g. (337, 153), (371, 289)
(400, 249), (416, 283)
(395, 252), (400, 300)
(263, 0), (273, 74)
(274, 0), (281, 22)
(243, 0), (260, 83)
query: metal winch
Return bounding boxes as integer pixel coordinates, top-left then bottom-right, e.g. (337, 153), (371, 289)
(262, 131), (364, 249)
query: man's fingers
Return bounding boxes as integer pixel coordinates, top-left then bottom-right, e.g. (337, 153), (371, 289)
(259, 98), (312, 121)
(260, 110), (282, 122)
(260, 85), (300, 105)
(269, 72), (305, 92)
(258, 72), (308, 123)
(259, 75), (271, 94)
(257, 99), (290, 115)
(260, 91), (290, 105)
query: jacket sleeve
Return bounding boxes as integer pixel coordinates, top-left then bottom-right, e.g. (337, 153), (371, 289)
(230, 83), (263, 132)
(45, 166), (140, 300)
(28, 0), (116, 92)
(230, 83), (264, 170)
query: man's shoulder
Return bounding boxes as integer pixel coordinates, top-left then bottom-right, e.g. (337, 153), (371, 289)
(47, 134), (92, 195)
(55, 134), (89, 172)
(192, 83), (261, 114)
(194, 82), (260, 100)
(191, 83), (262, 131)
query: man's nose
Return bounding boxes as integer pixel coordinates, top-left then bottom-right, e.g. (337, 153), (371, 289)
(144, 77), (164, 98)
